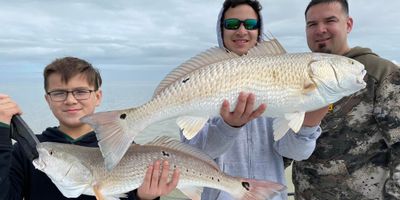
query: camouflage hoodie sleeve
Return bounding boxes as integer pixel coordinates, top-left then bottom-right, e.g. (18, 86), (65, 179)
(374, 67), (400, 198)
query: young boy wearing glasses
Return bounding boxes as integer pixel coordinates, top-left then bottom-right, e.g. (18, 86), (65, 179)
(0, 57), (179, 200)
(181, 0), (328, 199)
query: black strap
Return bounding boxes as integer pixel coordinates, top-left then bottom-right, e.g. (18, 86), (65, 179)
(10, 115), (39, 161)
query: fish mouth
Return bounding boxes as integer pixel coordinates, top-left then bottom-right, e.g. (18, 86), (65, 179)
(357, 69), (367, 85)
(32, 159), (45, 170)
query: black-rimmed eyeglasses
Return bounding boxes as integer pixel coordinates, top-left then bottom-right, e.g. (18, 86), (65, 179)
(46, 89), (96, 102)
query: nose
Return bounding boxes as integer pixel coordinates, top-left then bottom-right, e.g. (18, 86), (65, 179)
(236, 24), (247, 35)
(64, 92), (78, 104)
(316, 24), (327, 34)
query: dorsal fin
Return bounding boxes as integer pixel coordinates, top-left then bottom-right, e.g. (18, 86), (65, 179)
(247, 38), (287, 56)
(152, 47), (239, 98)
(145, 136), (220, 171)
(152, 38), (287, 98)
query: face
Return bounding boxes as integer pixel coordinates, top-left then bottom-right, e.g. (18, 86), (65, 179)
(223, 4), (259, 56)
(45, 73), (102, 133)
(305, 2), (353, 55)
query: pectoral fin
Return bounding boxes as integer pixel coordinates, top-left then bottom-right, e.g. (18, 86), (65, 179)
(176, 116), (208, 139)
(51, 181), (90, 198)
(178, 186), (203, 200)
(93, 185), (125, 200)
(273, 112), (305, 141)
(272, 118), (290, 141)
(285, 112), (305, 133)
(302, 80), (317, 95)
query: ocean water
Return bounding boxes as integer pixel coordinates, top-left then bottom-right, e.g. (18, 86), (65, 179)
(0, 67), (294, 200)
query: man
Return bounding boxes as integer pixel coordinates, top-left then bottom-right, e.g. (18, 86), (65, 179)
(181, 0), (328, 199)
(0, 57), (179, 200)
(292, 0), (400, 199)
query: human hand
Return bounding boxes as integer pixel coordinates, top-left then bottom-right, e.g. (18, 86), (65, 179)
(0, 94), (22, 125)
(302, 106), (329, 127)
(220, 92), (266, 128)
(137, 160), (179, 200)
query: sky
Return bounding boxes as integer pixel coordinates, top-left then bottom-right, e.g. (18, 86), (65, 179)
(0, 0), (399, 133)
(0, 0), (398, 73)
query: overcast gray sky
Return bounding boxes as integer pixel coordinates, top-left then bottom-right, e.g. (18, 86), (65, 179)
(0, 0), (399, 77)
(0, 0), (398, 133)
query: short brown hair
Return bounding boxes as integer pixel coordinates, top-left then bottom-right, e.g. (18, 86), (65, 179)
(43, 57), (102, 91)
(305, 0), (349, 16)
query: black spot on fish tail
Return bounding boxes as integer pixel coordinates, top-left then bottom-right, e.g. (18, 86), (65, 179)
(182, 78), (190, 83)
(162, 151), (170, 157)
(242, 181), (250, 191)
(120, 113), (127, 119)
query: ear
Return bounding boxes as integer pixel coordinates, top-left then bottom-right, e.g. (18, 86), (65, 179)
(95, 89), (102, 107)
(45, 94), (51, 105)
(346, 16), (353, 33)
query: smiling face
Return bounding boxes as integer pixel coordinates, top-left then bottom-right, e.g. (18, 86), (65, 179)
(222, 4), (259, 56)
(45, 73), (102, 136)
(305, 2), (353, 55)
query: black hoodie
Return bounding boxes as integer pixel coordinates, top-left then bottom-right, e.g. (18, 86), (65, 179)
(0, 126), (143, 200)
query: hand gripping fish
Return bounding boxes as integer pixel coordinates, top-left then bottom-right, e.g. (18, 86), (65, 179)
(81, 39), (366, 170)
(33, 136), (286, 200)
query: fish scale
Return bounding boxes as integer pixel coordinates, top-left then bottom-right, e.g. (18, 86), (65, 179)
(33, 136), (286, 199)
(81, 39), (366, 171)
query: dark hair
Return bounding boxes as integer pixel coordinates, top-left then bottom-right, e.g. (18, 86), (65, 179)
(220, 0), (262, 35)
(305, 0), (349, 16)
(43, 57), (102, 91)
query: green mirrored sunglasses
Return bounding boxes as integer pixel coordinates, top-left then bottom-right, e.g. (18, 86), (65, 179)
(223, 18), (259, 30)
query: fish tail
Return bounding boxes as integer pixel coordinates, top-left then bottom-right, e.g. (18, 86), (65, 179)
(80, 108), (140, 170)
(234, 178), (286, 200)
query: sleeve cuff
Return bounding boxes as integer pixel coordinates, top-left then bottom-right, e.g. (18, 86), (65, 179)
(215, 117), (245, 138)
(295, 125), (321, 139)
(0, 126), (12, 146)
(0, 122), (10, 128)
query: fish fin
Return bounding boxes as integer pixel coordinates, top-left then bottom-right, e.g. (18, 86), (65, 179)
(178, 186), (203, 200)
(234, 178), (286, 200)
(146, 136), (220, 170)
(176, 116), (208, 140)
(80, 109), (137, 171)
(272, 118), (290, 141)
(247, 38), (287, 56)
(152, 47), (240, 98)
(302, 80), (317, 95)
(93, 185), (105, 200)
(285, 112), (305, 133)
(93, 184), (126, 200)
(272, 112), (305, 141)
(50, 181), (91, 198)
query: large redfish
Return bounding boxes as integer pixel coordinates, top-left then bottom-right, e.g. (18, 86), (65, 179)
(33, 136), (286, 200)
(81, 39), (366, 170)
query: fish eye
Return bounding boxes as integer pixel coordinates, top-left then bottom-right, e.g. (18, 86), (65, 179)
(49, 150), (53, 155)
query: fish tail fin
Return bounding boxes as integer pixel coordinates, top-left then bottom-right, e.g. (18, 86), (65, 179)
(234, 178), (286, 200)
(80, 108), (140, 170)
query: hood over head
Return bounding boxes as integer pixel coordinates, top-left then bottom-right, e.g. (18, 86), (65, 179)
(216, 1), (265, 48)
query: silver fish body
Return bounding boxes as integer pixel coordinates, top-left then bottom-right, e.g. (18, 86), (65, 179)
(81, 39), (366, 170)
(33, 136), (285, 200)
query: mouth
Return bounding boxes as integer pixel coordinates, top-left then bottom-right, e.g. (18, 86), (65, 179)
(357, 69), (367, 85)
(315, 37), (330, 43)
(233, 39), (249, 45)
(32, 159), (44, 170)
(65, 108), (82, 113)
